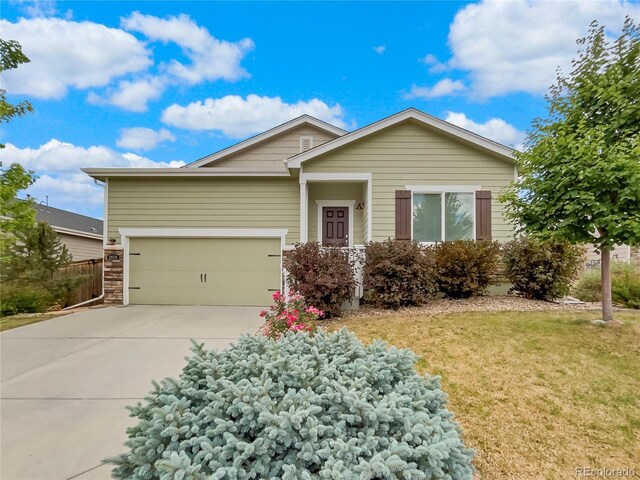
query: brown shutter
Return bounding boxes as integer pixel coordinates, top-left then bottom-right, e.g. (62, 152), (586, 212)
(395, 190), (412, 241)
(475, 190), (492, 241)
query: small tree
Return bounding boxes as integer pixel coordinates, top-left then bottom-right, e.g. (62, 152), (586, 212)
(0, 165), (37, 262)
(500, 18), (640, 322)
(5, 222), (73, 282)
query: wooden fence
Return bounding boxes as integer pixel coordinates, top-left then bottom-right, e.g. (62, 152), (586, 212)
(60, 258), (103, 307)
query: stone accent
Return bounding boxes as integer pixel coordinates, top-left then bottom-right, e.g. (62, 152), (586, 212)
(104, 245), (124, 305)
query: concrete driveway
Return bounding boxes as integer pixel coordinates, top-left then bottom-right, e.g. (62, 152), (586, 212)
(0, 305), (263, 480)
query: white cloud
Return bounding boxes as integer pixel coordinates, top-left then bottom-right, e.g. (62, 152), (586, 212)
(0, 17), (151, 99)
(404, 78), (465, 99)
(419, 53), (447, 73)
(3, 140), (185, 217)
(161, 94), (347, 138)
(116, 127), (176, 151)
(87, 77), (165, 112)
(448, 0), (640, 98)
(373, 45), (386, 54)
(11, 0), (58, 17)
(3, 139), (184, 173)
(121, 12), (254, 84)
(420, 53), (438, 65)
(444, 111), (525, 149)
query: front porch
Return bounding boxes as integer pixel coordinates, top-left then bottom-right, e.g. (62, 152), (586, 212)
(299, 173), (372, 248)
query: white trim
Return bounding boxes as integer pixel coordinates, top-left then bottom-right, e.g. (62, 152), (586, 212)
(367, 178), (372, 242)
(300, 172), (372, 184)
(514, 164), (518, 182)
(83, 167), (290, 181)
(103, 177), (109, 246)
(405, 185), (481, 193)
(409, 190), (477, 243)
(287, 108), (516, 168)
(53, 226), (103, 241)
(119, 228), (288, 238)
(119, 228), (287, 306)
(299, 182), (308, 242)
(185, 115), (346, 168)
(299, 135), (314, 152)
(315, 200), (355, 248)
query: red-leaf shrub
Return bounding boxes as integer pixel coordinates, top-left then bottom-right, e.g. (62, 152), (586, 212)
(502, 238), (583, 301)
(364, 240), (436, 309)
(284, 242), (356, 317)
(434, 240), (500, 298)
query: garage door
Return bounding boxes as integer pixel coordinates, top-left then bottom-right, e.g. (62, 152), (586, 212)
(128, 237), (281, 306)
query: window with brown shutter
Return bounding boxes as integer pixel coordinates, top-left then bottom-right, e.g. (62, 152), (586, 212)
(403, 187), (489, 242)
(395, 190), (412, 240)
(475, 190), (492, 240)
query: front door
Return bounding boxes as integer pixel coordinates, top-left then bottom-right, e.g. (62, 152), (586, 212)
(322, 207), (349, 247)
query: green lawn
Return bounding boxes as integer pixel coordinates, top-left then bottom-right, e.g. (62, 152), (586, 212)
(332, 310), (640, 479)
(0, 312), (63, 332)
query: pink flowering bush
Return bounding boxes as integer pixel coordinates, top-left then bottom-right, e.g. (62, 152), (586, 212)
(259, 291), (323, 339)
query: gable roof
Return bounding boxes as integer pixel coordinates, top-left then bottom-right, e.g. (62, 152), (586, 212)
(286, 108), (516, 168)
(186, 115), (348, 168)
(34, 203), (103, 239)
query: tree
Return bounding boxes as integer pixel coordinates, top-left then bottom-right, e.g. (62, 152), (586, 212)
(500, 17), (640, 322)
(0, 39), (33, 146)
(0, 164), (37, 263)
(6, 221), (73, 280)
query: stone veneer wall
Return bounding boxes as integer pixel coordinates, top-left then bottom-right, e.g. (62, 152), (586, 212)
(104, 245), (124, 305)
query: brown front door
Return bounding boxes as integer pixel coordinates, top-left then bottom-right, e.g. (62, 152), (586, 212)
(322, 207), (349, 246)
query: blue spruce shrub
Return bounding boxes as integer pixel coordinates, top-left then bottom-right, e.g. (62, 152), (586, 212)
(108, 329), (474, 479)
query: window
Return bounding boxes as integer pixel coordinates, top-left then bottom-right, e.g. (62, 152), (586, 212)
(413, 192), (474, 242)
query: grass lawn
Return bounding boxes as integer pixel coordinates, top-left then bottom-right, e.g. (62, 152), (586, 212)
(332, 309), (640, 479)
(0, 312), (63, 332)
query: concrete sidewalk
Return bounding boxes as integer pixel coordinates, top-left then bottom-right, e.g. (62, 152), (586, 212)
(0, 305), (263, 480)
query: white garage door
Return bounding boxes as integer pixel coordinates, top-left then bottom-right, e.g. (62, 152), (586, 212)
(128, 237), (281, 306)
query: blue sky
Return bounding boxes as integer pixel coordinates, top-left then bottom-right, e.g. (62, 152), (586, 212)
(2, 0), (638, 218)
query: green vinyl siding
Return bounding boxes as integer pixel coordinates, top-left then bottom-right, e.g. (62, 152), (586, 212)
(108, 177), (299, 244)
(128, 237), (280, 306)
(307, 182), (365, 245)
(210, 125), (337, 168)
(303, 120), (516, 241)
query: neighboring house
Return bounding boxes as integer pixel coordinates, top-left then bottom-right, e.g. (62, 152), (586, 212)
(84, 108), (517, 307)
(34, 203), (104, 261)
(584, 244), (632, 268)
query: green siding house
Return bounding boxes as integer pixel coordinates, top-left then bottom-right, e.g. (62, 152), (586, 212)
(84, 108), (517, 307)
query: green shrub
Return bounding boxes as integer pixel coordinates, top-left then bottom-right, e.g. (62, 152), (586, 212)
(574, 262), (640, 309)
(108, 329), (474, 479)
(502, 238), (582, 301)
(0, 282), (52, 316)
(284, 242), (356, 317)
(52, 272), (86, 307)
(434, 240), (500, 299)
(364, 240), (436, 309)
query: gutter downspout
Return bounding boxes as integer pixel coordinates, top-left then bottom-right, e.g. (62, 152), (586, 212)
(62, 294), (104, 311)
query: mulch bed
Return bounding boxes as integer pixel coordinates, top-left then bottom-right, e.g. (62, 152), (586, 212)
(342, 295), (603, 319)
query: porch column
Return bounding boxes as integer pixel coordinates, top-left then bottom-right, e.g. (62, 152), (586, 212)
(299, 181), (307, 242)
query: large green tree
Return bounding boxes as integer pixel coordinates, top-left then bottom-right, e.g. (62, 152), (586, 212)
(0, 38), (37, 261)
(0, 39), (33, 144)
(500, 17), (640, 322)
